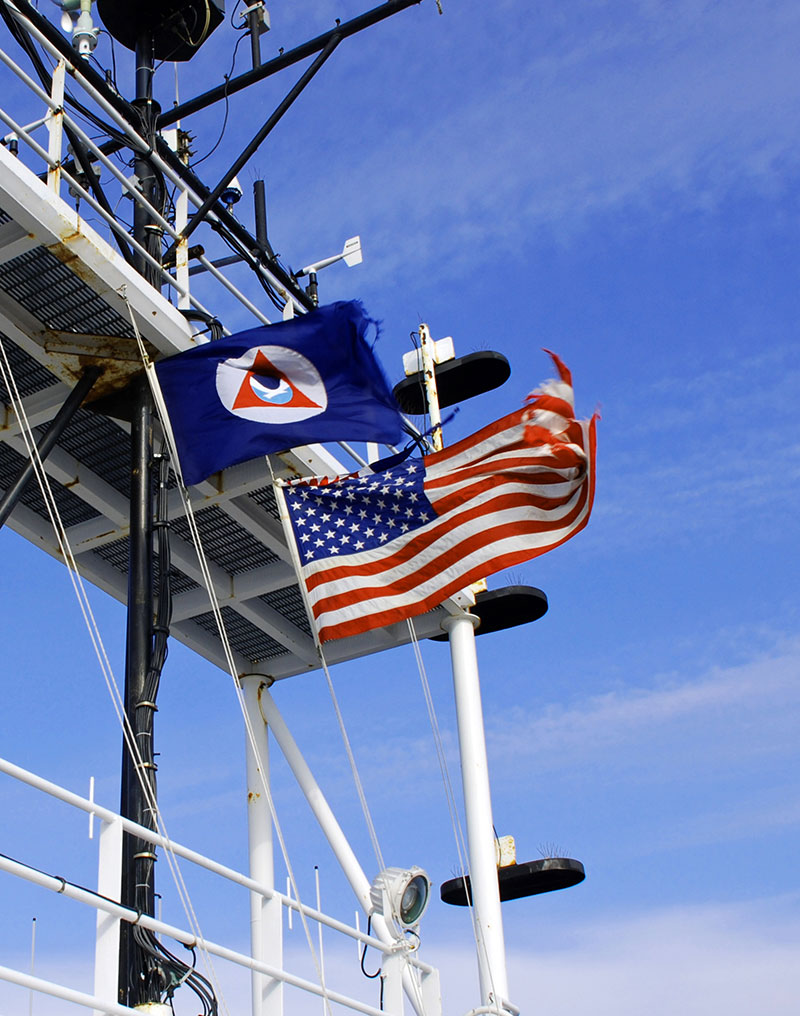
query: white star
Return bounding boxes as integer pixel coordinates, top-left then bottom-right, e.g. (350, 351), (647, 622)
(321, 512), (331, 522)
(340, 534), (350, 545)
(400, 522), (409, 532)
(409, 492), (418, 503)
(350, 522), (360, 532)
(354, 539), (365, 550)
(325, 530), (335, 540)
(306, 506), (316, 516)
(300, 532), (310, 542)
(315, 538), (324, 547)
(387, 518), (396, 528)
(365, 527), (375, 538)
(310, 522), (321, 532)
(406, 464), (417, 473)
(378, 532), (388, 543)
(419, 512), (430, 521)
(373, 514), (383, 525)
(295, 516), (306, 526)
(329, 546), (340, 554)
(359, 509), (368, 519)
(344, 505), (353, 515)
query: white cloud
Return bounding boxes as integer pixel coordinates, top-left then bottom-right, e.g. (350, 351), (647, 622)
(486, 638), (800, 776)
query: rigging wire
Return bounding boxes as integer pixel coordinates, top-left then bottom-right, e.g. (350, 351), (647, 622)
(318, 650), (386, 874)
(126, 300), (336, 1016)
(406, 617), (500, 1007)
(0, 339), (229, 1016)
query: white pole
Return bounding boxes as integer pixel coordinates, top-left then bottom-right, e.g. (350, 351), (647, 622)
(443, 611), (510, 1011)
(257, 686), (372, 911)
(28, 917), (36, 1016)
(93, 816), (122, 1016)
(257, 688), (431, 1016)
(418, 323), (443, 452)
(242, 676), (283, 1016)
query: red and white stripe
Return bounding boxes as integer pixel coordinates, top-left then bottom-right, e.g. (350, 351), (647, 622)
(299, 353), (597, 642)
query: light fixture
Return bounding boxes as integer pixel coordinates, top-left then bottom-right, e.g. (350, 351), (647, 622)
(370, 866), (431, 935)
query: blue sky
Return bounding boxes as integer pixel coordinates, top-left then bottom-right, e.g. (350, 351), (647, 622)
(1, 0), (800, 1013)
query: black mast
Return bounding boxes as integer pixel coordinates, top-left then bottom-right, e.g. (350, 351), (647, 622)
(118, 27), (159, 1009)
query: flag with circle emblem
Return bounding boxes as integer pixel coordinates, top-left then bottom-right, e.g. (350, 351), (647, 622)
(154, 301), (403, 485)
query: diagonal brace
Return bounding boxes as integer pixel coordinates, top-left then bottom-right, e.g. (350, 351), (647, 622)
(163, 34), (341, 258)
(0, 365), (102, 530)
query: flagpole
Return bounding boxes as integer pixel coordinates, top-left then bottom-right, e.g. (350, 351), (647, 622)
(419, 323), (512, 1013)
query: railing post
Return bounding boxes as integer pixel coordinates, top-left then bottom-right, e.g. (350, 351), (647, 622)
(381, 950), (404, 1016)
(46, 58), (66, 194)
(93, 815), (123, 1016)
(242, 676), (283, 1016)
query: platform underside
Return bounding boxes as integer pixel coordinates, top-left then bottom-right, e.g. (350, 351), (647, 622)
(0, 147), (448, 680)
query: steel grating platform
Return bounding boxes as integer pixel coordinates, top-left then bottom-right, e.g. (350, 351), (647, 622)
(0, 144), (449, 680)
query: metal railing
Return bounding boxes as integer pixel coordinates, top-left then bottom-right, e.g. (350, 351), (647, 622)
(0, 755), (439, 1016)
(0, 1), (311, 329)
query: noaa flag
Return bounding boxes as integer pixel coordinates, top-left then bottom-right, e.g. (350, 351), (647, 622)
(155, 301), (403, 485)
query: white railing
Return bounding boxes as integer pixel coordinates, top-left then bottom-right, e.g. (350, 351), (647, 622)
(0, 755), (439, 1016)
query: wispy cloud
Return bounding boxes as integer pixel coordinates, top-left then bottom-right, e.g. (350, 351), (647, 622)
(255, 0), (800, 280)
(486, 638), (800, 775)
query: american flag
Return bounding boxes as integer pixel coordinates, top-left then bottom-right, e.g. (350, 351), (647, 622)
(281, 352), (597, 643)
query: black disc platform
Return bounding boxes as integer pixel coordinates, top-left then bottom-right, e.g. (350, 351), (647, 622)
(428, 585), (548, 641)
(393, 350), (511, 413)
(441, 857), (585, 906)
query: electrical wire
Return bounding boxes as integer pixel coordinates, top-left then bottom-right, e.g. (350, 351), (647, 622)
(127, 300), (336, 1016)
(0, 339), (228, 1016)
(190, 30), (248, 169)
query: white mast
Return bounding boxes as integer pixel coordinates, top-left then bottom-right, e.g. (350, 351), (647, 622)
(418, 324), (513, 1014)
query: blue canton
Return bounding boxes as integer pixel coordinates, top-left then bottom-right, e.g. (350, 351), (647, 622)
(284, 460), (434, 564)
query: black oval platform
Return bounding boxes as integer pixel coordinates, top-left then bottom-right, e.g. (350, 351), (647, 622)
(428, 585), (548, 642)
(393, 350), (511, 413)
(440, 857), (585, 906)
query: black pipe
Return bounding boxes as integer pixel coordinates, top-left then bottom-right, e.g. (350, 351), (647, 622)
(0, 366), (102, 530)
(163, 34), (341, 255)
(132, 32), (162, 286)
(157, 0), (423, 128)
(254, 179), (269, 253)
(151, 135), (313, 308)
(247, 5), (262, 69)
(119, 379), (155, 1007)
(118, 32), (159, 1008)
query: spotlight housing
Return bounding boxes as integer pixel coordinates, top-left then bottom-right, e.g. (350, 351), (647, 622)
(370, 866), (431, 935)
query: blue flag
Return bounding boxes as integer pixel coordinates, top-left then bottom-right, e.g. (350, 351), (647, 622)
(155, 301), (403, 485)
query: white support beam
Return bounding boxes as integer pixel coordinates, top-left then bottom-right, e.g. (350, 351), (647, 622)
(0, 219), (38, 265)
(4, 433), (129, 524)
(1, 382), (70, 438)
(171, 563), (296, 623)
